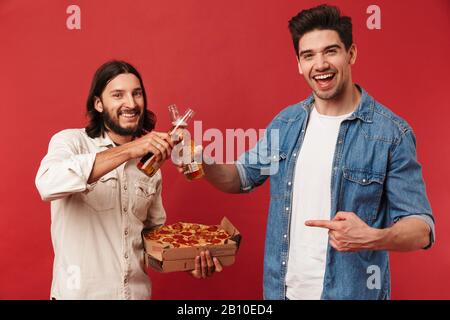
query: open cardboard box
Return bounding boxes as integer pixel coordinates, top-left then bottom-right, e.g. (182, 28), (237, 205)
(143, 216), (241, 273)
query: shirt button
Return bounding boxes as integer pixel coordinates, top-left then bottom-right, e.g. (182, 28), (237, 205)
(293, 153), (297, 157)
(124, 277), (128, 284)
(288, 182), (291, 186)
(362, 179), (367, 183)
(302, 129), (305, 132)
(123, 207), (127, 213)
(283, 234), (287, 238)
(124, 230), (129, 236)
(282, 261), (286, 265)
(338, 140), (343, 144)
(285, 207), (289, 211)
(124, 185), (127, 190)
(124, 254), (129, 259)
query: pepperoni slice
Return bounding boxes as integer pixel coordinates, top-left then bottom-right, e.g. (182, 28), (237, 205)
(181, 231), (192, 236)
(159, 230), (172, 235)
(145, 234), (160, 240)
(191, 224), (201, 230)
(162, 237), (175, 243)
(207, 226), (218, 232)
(210, 238), (221, 244)
(172, 223), (183, 230)
(172, 242), (181, 248)
(216, 233), (229, 239)
(173, 234), (184, 240)
(200, 231), (211, 237)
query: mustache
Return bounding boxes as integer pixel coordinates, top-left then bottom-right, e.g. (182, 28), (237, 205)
(118, 107), (141, 115)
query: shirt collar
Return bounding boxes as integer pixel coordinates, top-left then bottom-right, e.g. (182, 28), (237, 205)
(348, 84), (374, 123)
(92, 132), (116, 148)
(301, 84), (374, 123)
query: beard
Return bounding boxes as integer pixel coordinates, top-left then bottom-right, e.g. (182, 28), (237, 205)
(102, 108), (145, 137)
(313, 81), (345, 100)
(311, 71), (346, 101)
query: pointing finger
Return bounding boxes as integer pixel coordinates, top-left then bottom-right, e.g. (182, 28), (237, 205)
(305, 220), (336, 230)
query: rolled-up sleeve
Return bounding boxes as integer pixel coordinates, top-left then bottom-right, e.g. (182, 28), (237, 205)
(236, 122), (280, 193)
(386, 129), (435, 247)
(35, 131), (97, 201)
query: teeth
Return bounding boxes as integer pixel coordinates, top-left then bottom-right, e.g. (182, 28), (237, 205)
(314, 73), (334, 80)
(120, 110), (138, 117)
(120, 112), (136, 118)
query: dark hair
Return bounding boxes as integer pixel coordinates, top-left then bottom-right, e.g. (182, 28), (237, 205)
(85, 60), (156, 138)
(288, 4), (353, 58)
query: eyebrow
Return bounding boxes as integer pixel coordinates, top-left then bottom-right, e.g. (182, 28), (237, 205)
(299, 44), (342, 56)
(109, 88), (142, 93)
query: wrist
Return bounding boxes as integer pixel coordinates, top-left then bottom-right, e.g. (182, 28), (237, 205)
(117, 143), (134, 161)
(369, 227), (390, 250)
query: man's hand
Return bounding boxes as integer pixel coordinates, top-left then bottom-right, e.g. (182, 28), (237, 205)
(305, 211), (379, 252)
(174, 143), (203, 174)
(126, 131), (174, 161)
(189, 250), (223, 279)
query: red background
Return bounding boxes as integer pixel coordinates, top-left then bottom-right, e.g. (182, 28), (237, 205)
(1, 0), (449, 299)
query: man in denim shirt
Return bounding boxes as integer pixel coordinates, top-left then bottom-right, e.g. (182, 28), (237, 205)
(195, 5), (435, 299)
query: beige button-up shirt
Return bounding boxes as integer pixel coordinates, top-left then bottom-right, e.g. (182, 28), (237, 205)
(35, 129), (166, 300)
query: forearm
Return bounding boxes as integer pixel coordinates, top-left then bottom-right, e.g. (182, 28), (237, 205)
(371, 218), (431, 252)
(87, 145), (132, 184)
(203, 162), (242, 193)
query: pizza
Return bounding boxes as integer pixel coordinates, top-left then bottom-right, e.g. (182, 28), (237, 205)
(143, 222), (231, 248)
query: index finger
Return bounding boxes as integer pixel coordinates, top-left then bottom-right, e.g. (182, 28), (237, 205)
(156, 132), (175, 147)
(305, 220), (338, 230)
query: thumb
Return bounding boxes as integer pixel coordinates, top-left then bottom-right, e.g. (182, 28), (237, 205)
(333, 211), (349, 221)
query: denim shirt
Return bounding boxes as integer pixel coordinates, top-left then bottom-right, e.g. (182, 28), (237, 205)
(236, 85), (434, 300)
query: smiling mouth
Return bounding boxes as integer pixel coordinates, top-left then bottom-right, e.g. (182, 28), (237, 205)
(312, 73), (336, 87)
(118, 109), (139, 119)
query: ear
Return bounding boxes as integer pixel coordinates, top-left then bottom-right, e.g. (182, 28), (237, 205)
(94, 97), (103, 113)
(348, 43), (357, 65)
(297, 58), (303, 75)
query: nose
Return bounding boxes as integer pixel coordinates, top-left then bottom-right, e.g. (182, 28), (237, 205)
(125, 93), (137, 108)
(314, 53), (330, 71)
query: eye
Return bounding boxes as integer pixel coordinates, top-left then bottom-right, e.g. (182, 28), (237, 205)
(133, 91), (143, 97)
(302, 54), (313, 61)
(326, 49), (337, 55)
(112, 92), (122, 98)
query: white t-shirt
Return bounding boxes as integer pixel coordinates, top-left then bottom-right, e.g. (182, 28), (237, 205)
(286, 106), (352, 300)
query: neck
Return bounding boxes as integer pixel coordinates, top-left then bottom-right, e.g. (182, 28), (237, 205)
(313, 82), (361, 116)
(106, 131), (133, 146)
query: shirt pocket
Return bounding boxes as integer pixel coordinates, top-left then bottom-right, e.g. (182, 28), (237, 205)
(132, 180), (157, 221)
(268, 151), (288, 199)
(265, 151), (287, 176)
(81, 171), (118, 212)
(340, 168), (385, 223)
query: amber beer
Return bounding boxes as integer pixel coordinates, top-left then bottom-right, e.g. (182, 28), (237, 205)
(137, 106), (193, 177)
(182, 141), (205, 180)
(137, 105), (204, 180)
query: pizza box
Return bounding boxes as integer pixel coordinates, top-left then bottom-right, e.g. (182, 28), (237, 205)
(142, 216), (241, 273)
